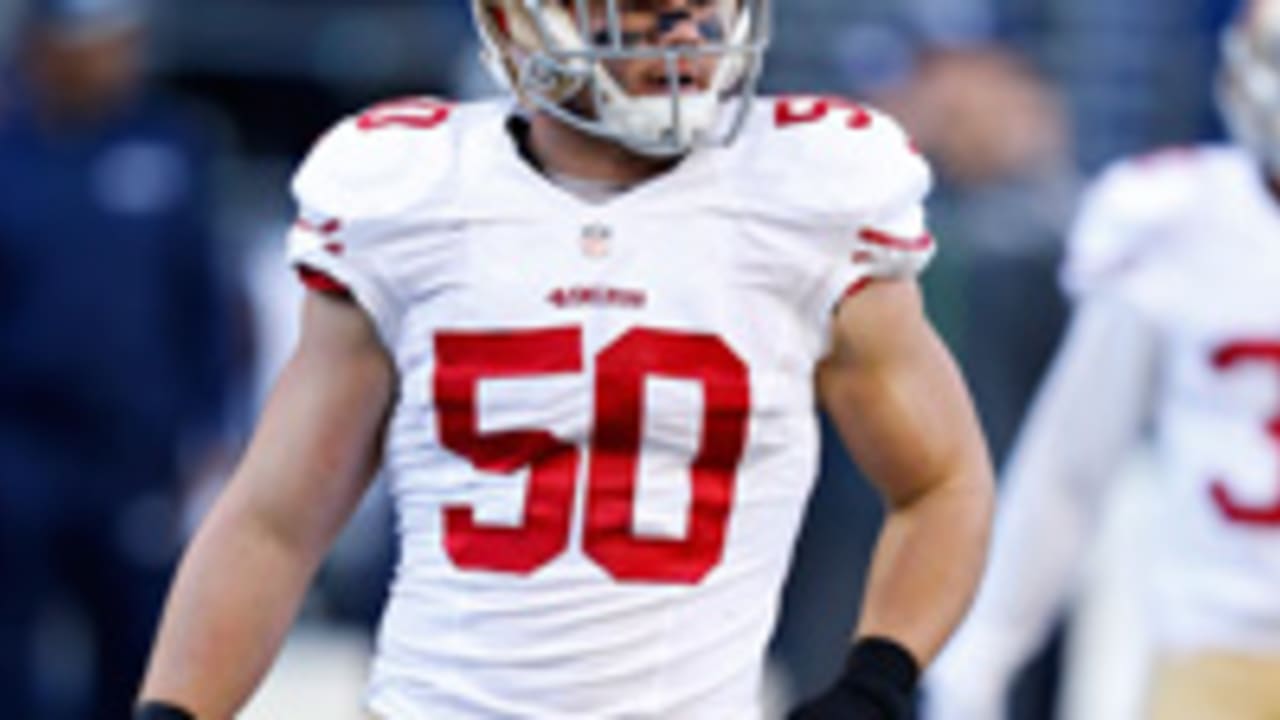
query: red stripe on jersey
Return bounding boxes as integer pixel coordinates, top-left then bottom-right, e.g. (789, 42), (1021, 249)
(840, 277), (874, 303)
(858, 228), (934, 252)
(296, 267), (351, 297)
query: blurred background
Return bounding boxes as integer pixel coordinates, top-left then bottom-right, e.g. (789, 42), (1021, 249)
(0, 0), (1244, 718)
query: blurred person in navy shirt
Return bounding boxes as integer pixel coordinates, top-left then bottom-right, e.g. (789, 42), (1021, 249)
(0, 0), (237, 717)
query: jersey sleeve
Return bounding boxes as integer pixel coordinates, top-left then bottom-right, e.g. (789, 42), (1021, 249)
(760, 99), (937, 327)
(285, 99), (457, 348)
(816, 120), (935, 315)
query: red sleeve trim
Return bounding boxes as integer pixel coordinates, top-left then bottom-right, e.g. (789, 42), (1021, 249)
(296, 267), (352, 297)
(858, 228), (934, 252)
(839, 277), (875, 304)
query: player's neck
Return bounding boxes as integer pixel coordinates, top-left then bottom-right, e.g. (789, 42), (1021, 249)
(527, 112), (681, 186)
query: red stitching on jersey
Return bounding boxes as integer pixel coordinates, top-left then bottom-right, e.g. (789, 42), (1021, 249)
(858, 228), (934, 252)
(296, 267), (351, 297)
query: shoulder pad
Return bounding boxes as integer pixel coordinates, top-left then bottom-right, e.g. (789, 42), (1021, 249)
(1062, 146), (1210, 299)
(291, 97), (461, 222)
(725, 98), (935, 325)
(733, 96), (932, 230)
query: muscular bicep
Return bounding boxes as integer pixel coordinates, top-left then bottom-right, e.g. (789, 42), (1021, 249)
(818, 280), (989, 506)
(224, 290), (397, 555)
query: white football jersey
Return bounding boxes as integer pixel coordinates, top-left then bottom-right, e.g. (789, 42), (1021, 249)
(286, 96), (933, 719)
(1063, 146), (1280, 654)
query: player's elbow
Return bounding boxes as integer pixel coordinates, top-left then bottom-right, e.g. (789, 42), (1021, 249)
(890, 454), (996, 548)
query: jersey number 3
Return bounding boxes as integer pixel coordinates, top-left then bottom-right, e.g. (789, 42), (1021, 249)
(1210, 341), (1280, 526)
(434, 327), (750, 584)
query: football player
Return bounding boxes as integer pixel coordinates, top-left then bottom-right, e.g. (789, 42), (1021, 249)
(924, 1), (1280, 718)
(136, 1), (994, 718)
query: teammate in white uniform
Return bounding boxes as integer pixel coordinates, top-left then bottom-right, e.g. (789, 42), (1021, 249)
(925, 2), (1280, 718)
(137, 2), (994, 718)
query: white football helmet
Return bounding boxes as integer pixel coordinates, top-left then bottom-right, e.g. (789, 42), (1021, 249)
(472, 0), (770, 157)
(1219, 0), (1280, 171)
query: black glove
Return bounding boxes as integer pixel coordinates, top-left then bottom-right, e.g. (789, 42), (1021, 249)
(788, 637), (920, 720)
(134, 700), (197, 720)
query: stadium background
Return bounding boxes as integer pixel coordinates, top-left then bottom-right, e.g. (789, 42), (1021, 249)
(0, 0), (1243, 717)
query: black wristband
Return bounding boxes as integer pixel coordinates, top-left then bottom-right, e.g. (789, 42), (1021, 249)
(839, 636), (920, 713)
(134, 700), (197, 720)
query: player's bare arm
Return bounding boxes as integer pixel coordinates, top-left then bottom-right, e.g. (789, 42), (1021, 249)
(137, 291), (395, 718)
(793, 279), (994, 718)
(823, 280), (993, 661)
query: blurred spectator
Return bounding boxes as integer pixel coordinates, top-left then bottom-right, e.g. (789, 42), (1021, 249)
(0, 0), (239, 717)
(878, 48), (1066, 186)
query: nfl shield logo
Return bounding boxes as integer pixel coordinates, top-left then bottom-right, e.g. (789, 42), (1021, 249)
(580, 223), (612, 258)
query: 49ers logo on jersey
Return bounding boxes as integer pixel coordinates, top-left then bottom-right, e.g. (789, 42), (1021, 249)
(434, 327), (750, 584)
(547, 286), (647, 309)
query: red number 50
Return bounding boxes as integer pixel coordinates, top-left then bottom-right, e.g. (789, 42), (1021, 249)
(433, 327), (750, 584)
